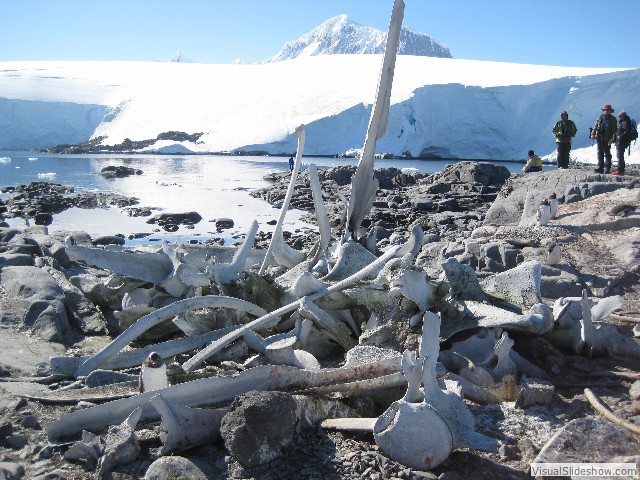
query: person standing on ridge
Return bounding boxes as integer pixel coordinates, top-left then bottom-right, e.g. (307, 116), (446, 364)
(552, 111), (577, 169)
(523, 149), (543, 173)
(612, 110), (632, 175)
(288, 156), (294, 171)
(591, 104), (617, 173)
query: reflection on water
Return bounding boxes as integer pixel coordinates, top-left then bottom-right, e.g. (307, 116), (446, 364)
(0, 151), (540, 245)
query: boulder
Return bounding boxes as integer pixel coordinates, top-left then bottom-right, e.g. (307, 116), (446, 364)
(0, 266), (72, 343)
(220, 390), (300, 467)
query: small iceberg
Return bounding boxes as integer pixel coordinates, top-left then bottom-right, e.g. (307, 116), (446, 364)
(37, 172), (57, 178)
(0, 157), (11, 164)
(28, 157), (38, 161)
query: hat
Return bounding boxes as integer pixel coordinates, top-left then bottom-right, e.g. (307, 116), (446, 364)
(618, 110), (626, 117)
(560, 111), (568, 116)
(528, 150), (535, 157)
(602, 104), (614, 112)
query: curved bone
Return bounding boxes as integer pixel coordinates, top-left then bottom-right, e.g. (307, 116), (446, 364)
(259, 126), (306, 274)
(151, 394), (227, 455)
(182, 245), (400, 372)
(50, 327), (244, 376)
(346, 0), (403, 240)
(65, 238), (173, 285)
(306, 164), (331, 267)
(74, 296), (268, 378)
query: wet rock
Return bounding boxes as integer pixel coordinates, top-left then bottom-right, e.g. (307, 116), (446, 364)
(147, 211), (202, 230)
(92, 235), (125, 246)
(220, 390), (301, 468)
(100, 165), (143, 178)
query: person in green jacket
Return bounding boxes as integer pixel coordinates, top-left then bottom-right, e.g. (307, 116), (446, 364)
(590, 104), (618, 173)
(552, 111), (577, 169)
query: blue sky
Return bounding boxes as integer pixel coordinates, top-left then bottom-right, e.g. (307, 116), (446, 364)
(2, 0), (639, 68)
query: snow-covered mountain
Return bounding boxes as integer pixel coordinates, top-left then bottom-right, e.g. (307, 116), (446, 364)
(0, 56), (639, 165)
(264, 14), (451, 62)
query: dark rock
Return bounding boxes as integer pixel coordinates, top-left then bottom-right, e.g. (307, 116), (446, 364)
(215, 218), (235, 229)
(220, 390), (300, 468)
(34, 212), (53, 226)
(147, 212), (202, 229)
(100, 165), (143, 178)
(0, 421), (13, 441)
(92, 235), (125, 246)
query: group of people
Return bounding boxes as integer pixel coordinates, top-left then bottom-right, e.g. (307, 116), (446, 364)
(523, 104), (635, 175)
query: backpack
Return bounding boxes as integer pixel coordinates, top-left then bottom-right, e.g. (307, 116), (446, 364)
(630, 118), (638, 141)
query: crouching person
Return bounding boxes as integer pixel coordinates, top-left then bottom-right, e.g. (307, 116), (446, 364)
(523, 150), (543, 173)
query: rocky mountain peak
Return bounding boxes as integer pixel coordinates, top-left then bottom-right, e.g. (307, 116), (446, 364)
(264, 14), (451, 62)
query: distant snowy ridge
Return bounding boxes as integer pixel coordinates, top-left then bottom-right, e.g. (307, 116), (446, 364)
(264, 14), (451, 62)
(0, 56), (638, 165)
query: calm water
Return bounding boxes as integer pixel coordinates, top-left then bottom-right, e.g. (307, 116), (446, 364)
(0, 151), (541, 245)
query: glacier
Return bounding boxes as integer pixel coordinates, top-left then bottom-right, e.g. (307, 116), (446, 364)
(0, 56), (639, 164)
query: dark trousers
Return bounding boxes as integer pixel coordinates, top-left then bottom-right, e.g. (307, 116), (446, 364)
(596, 140), (612, 172)
(556, 142), (571, 168)
(616, 143), (628, 173)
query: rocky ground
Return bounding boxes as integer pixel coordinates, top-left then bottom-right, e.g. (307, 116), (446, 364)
(0, 161), (639, 479)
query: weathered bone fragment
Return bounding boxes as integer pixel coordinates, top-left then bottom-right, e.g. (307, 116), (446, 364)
(48, 359), (401, 442)
(578, 289), (596, 356)
(480, 260), (542, 309)
(209, 220), (259, 286)
(262, 333), (321, 369)
(74, 296), (268, 378)
(321, 241), (378, 282)
(374, 310), (498, 471)
(182, 245), (400, 372)
(150, 394), (227, 455)
(299, 297), (356, 351)
(346, 0), (402, 241)
(65, 237), (173, 284)
(546, 294), (640, 357)
(259, 126), (306, 274)
(97, 407), (142, 479)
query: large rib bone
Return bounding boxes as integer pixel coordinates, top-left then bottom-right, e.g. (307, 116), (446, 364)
(306, 163), (331, 267)
(346, 0), (402, 241)
(74, 296), (268, 378)
(259, 126), (306, 274)
(48, 358), (401, 443)
(182, 245), (400, 372)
